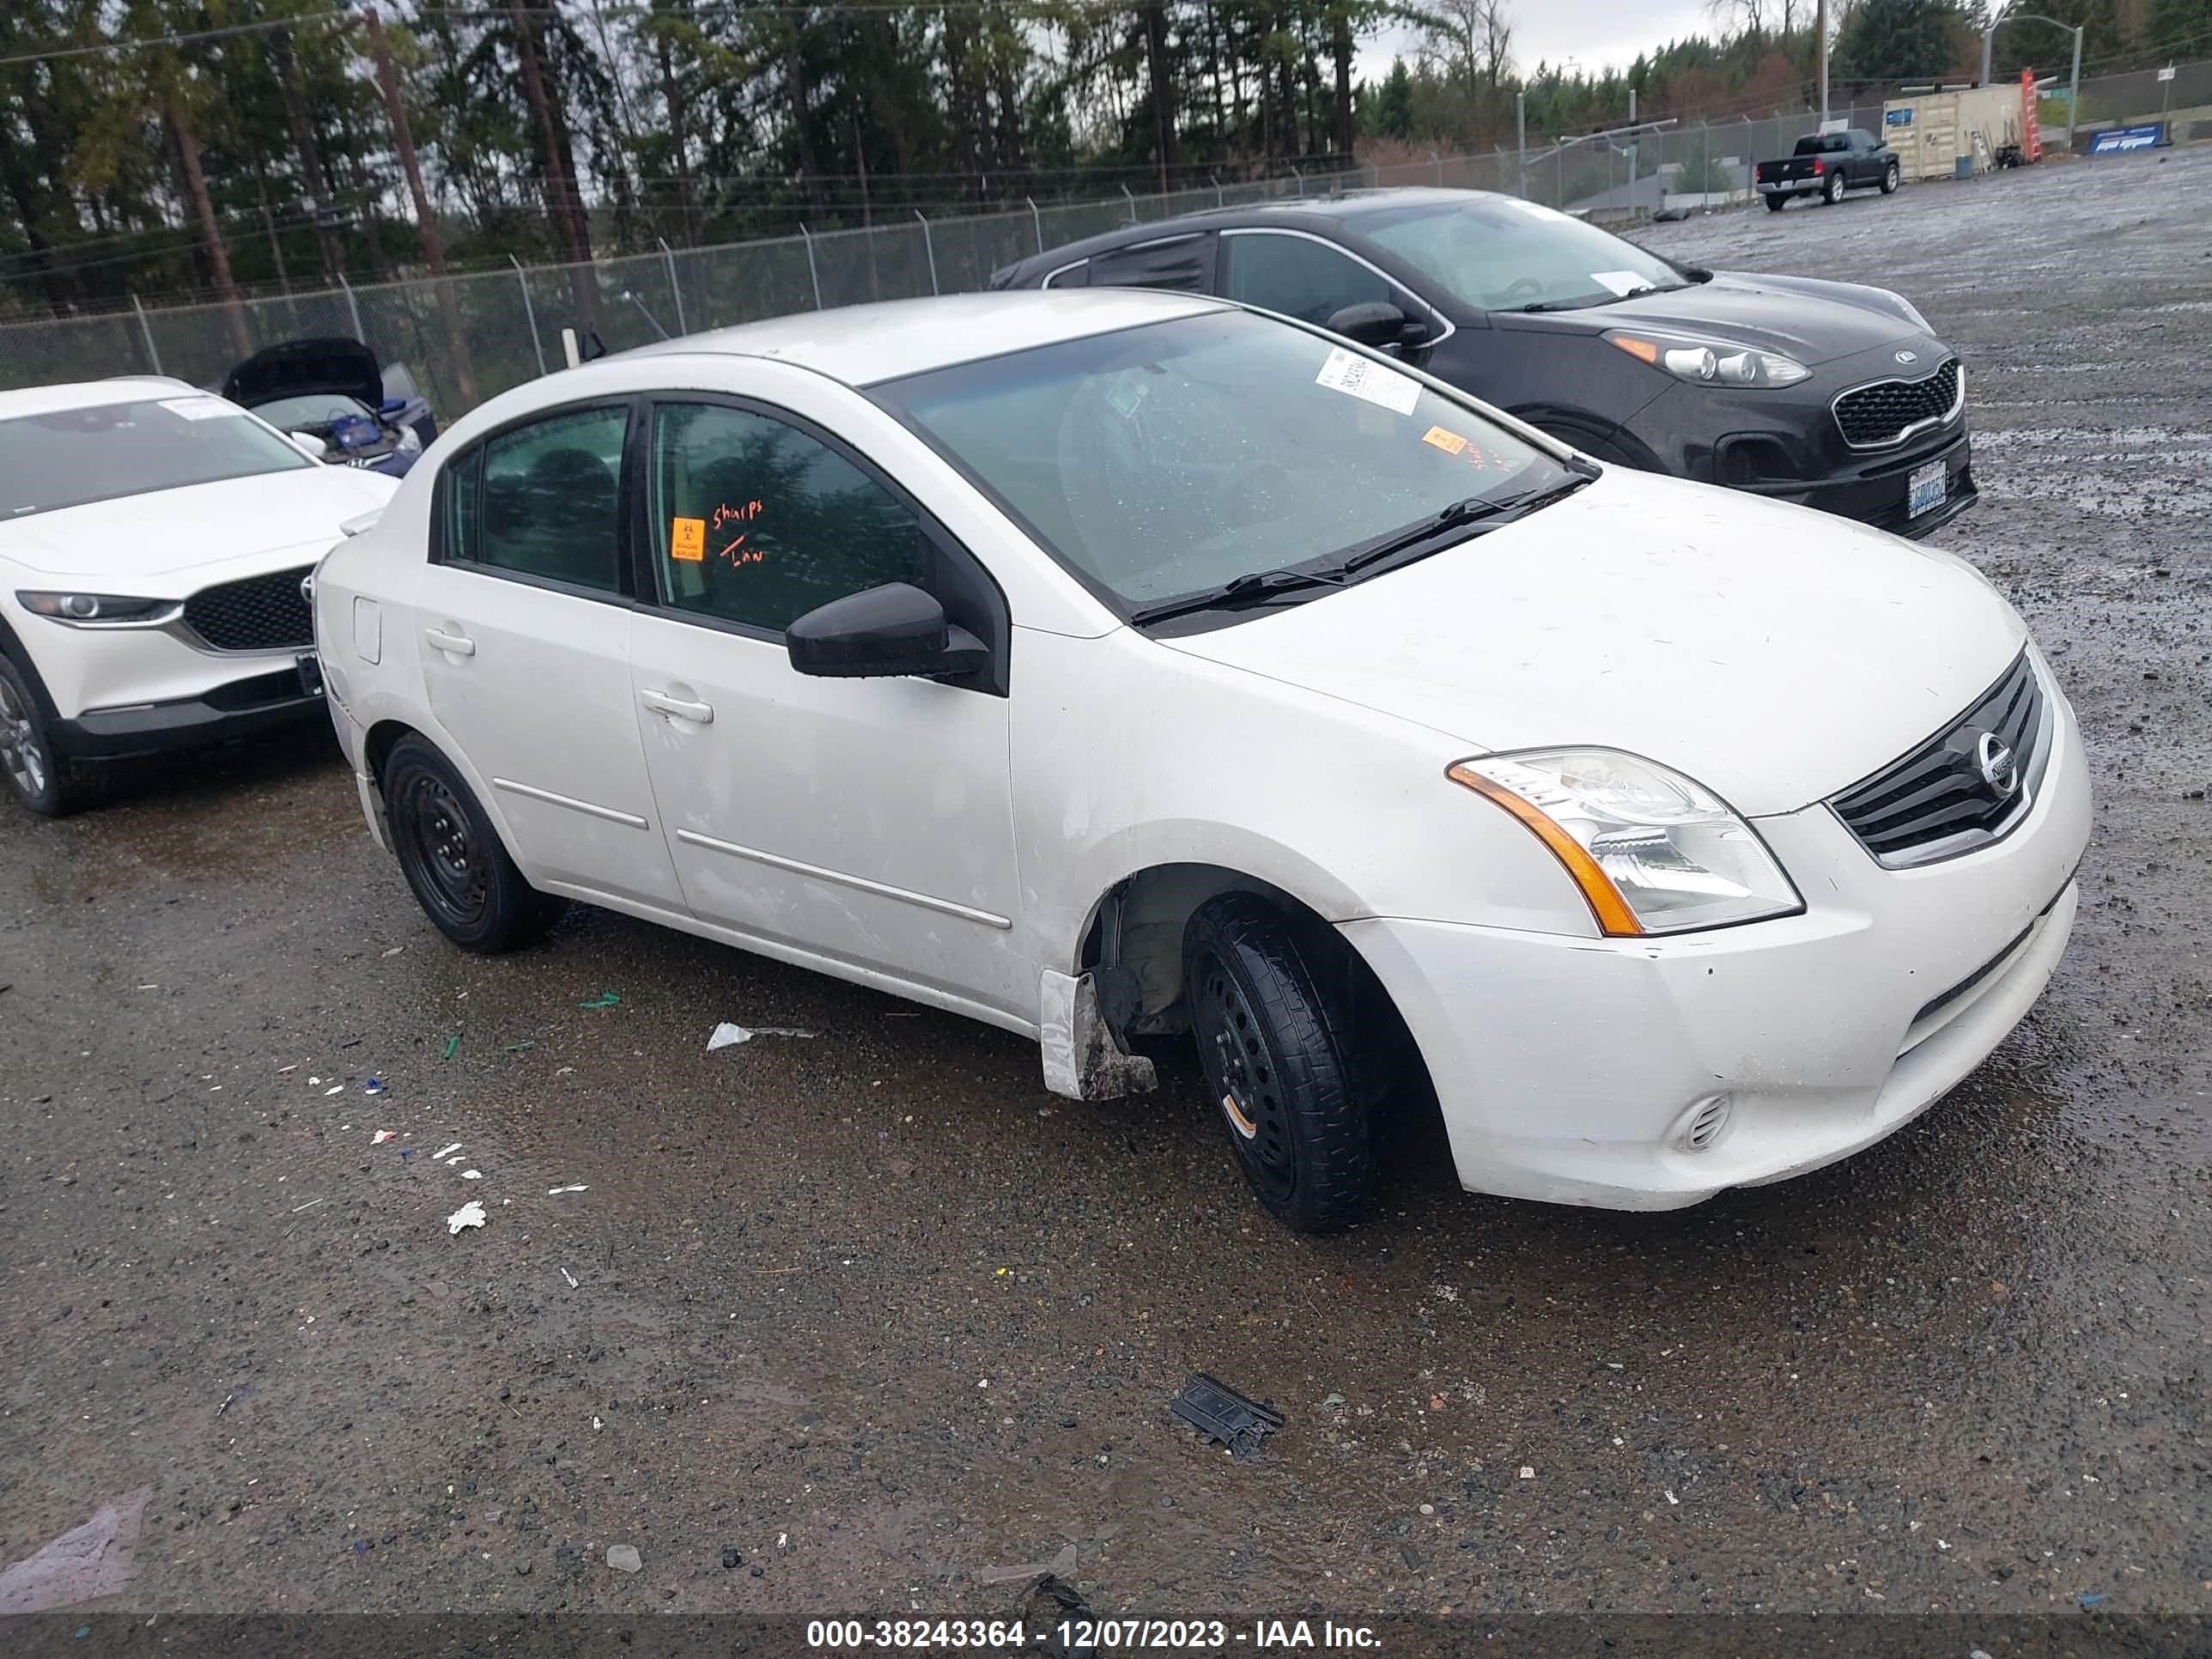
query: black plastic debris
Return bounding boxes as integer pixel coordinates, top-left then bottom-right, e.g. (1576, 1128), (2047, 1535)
(1171, 1373), (1284, 1459)
(1017, 1571), (1097, 1659)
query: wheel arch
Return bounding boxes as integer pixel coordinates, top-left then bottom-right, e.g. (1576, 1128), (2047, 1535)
(359, 715), (532, 875)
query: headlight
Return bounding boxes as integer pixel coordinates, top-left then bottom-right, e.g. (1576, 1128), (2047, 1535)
(15, 591), (180, 627)
(395, 425), (422, 453)
(1449, 749), (1803, 935)
(1606, 331), (1811, 389)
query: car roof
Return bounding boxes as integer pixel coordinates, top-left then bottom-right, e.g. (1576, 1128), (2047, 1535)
(990, 186), (1507, 283)
(0, 376), (204, 419)
(622, 288), (1229, 386)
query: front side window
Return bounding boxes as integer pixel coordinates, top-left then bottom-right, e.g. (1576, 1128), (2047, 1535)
(646, 402), (930, 634)
(1223, 233), (1397, 326)
(876, 308), (1574, 617)
(447, 404), (627, 592)
(1354, 198), (1685, 313)
(0, 396), (312, 520)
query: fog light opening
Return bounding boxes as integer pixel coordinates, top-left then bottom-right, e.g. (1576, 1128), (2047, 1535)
(1679, 1093), (1735, 1153)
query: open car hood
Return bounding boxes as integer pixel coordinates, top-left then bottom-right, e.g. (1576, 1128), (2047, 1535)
(222, 337), (384, 409)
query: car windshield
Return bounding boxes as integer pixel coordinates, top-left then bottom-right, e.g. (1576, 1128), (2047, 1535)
(0, 395), (312, 520)
(251, 392), (378, 428)
(874, 308), (1574, 615)
(1353, 197), (1684, 313)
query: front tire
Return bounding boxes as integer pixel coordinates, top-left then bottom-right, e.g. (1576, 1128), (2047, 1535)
(382, 734), (566, 952)
(1183, 894), (1373, 1233)
(1824, 171), (1846, 205)
(0, 654), (91, 817)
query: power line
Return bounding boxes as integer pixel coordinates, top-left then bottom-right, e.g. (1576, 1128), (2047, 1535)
(0, 11), (349, 70)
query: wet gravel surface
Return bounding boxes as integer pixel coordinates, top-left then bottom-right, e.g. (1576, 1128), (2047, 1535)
(2, 152), (2208, 1626)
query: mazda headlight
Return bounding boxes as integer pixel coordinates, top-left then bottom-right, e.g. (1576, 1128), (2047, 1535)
(16, 591), (180, 627)
(1607, 331), (1811, 388)
(1449, 749), (1802, 935)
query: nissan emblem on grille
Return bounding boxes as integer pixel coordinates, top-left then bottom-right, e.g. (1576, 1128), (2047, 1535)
(1829, 652), (2044, 866)
(1976, 732), (2019, 799)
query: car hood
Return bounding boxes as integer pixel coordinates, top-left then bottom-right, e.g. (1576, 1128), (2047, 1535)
(1510, 273), (1923, 365)
(222, 336), (384, 407)
(1158, 469), (2026, 817)
(0, 466), (398, 586)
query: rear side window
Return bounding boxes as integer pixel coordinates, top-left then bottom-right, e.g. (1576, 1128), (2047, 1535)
(445, 404), (628, 592)
(645, 402), (930, 634)
(1088, 234), (1216, 293)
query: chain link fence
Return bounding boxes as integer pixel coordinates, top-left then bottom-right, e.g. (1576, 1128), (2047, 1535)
(3, 56), (2202, 417)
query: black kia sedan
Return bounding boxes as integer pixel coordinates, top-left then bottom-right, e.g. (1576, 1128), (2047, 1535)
(990, 188), (1974, 538)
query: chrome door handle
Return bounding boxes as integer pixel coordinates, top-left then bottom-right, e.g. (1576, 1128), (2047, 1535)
(641, 689), (714, 724)
(425, 628), (476, 656)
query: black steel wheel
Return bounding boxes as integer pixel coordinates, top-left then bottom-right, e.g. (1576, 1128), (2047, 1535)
(1184, 893), (1372, 1232)
(382, 734), (565, 952)
(0, 654), (88, 817)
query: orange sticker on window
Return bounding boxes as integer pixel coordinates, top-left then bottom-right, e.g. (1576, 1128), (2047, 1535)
(670, 516), (706, 562)
(1422, 426), (1469, 455)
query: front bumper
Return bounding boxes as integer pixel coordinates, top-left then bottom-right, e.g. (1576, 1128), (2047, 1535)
(1743, 428), (1978, 539)
(52, 664), (325, 760)
(1342, 665), (2090, 1210)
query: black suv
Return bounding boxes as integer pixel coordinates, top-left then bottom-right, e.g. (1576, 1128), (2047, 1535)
(991, 187), (1974, 538)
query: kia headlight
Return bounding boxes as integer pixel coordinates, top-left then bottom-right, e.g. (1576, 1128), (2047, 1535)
(1449, 749), (1802, 935)
(1607, 331), (1811, 389)
(16, 591), (180, 627)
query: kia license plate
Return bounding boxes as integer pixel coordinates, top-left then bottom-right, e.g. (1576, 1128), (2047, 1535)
(1908, 459), (1948, 519)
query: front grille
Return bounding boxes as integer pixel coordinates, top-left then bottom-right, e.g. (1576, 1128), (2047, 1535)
(1830, 651), (2044, 864)
(183, 567), (314, 653)
(1834, 358), (1961, 448)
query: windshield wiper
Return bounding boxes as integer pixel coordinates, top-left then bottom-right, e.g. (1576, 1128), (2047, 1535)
(1518, 279), (1692, 313)
(1340, 474), (1595, 580)
(1128, 566), (1346, 627)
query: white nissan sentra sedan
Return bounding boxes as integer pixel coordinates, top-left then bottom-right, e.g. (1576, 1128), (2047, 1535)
(312, 289), (2088, 1232)
(1, 377), (396, 815)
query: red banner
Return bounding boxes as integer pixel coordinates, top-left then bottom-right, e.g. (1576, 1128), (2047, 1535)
(2021, 67), (2044, 162)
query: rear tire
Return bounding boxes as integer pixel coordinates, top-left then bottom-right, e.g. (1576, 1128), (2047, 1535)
(382, 734), (566, 952)
(0, 654), (92, 818)
(1183, 894), (1373, 1233)
(1824, 171), (1846, 205)
(1881, 162), (1900, 194)
(1765, 193), (1788, 211)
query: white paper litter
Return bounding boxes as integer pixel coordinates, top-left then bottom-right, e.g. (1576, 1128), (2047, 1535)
(429, 1142), (463, 1161)
(708, 1021), (818, 1050)
(460, 1170), (483, 1180)
(546, 1184), (589, 1195)
(371, 1130), (395, 1145)
(560, 1267), (579, 1288)
(446, 1200), (487, 1235)
(324, 1085), (344, 1096)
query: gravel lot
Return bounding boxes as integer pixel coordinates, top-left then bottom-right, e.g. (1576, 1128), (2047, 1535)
(3, 149), (2208, 1638)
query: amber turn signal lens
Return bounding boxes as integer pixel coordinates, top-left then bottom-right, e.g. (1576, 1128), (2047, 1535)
(1447, 762), (1644, 937)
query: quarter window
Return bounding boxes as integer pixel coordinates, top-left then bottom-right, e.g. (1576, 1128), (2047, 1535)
(646, 402), (931, 634)
(1224, 233), (1398, 327)
(447, 404), (628, 592)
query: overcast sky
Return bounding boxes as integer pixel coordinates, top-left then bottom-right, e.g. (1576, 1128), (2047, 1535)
(1358, 0), (1721, 87)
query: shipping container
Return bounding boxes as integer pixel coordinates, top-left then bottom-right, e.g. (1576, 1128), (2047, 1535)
(1880, 86), (2037, 180)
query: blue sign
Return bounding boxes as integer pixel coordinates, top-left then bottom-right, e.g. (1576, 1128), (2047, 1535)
(1884, 107), (1914, 127)
(2087, 124), (2166, 155)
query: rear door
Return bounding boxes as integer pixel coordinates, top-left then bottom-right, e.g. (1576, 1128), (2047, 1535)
(414, 400), (687, 913)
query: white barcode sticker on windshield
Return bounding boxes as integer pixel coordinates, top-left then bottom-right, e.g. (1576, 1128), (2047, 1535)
(159, 396), (242, 421)
(1315, 346), (1419, 416)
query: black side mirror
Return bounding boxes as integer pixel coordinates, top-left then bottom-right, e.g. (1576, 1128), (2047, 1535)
(1326, 301), (1426, 353)
(787, 582), (988, 681)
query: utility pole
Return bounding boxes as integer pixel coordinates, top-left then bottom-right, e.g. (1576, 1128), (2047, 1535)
(270, 26), (348, 285)
(359, 1), (477, 402)
(1816, 0), (1829, 122)
(167, 95), (253, 358)
(1516, 89), (1527, 198)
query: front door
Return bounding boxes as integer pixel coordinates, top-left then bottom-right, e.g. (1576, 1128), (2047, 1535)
(415, 399), (685, 913)
(625, 397), (1029, 1018)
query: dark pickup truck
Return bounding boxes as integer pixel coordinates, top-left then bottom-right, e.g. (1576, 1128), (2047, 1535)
(1755, 129), (1902, 210)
